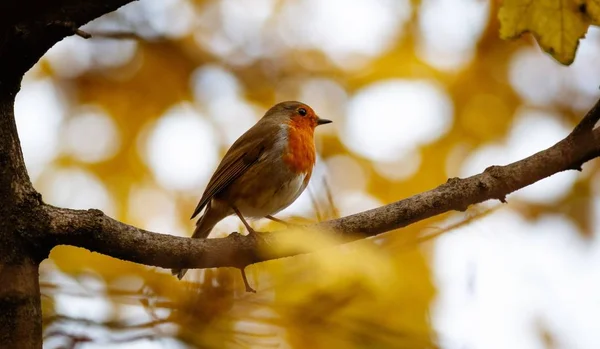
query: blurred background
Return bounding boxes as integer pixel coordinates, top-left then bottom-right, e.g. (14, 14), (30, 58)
(16, 0), (600, 348)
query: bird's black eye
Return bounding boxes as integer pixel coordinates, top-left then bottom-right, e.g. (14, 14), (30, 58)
(298, 108), (307, 116)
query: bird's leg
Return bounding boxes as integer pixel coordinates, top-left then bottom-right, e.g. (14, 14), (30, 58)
(231, 205), (259, 236)
(239, 267), (256, 293)
(229, 206), (258, 292)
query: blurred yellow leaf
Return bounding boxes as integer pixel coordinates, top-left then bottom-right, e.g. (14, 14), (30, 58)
(265, 229), (436, 348)
(499, 0), (592, 64)
(33, 0), (600, 346)
(587, 0), (600, 24)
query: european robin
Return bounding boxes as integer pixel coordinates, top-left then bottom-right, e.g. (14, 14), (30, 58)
(172, 101), (331, 289)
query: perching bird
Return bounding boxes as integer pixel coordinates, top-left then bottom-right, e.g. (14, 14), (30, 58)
(172, 101), (331, 288)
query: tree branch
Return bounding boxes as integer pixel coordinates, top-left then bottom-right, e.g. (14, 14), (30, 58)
(0, 0), (136, 82)
(41, 98), (600, 275)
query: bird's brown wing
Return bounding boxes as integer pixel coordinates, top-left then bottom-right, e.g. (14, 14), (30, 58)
(190, 121), (279, 219)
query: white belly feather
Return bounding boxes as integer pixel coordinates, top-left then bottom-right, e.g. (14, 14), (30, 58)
(237, 172), (307, 218)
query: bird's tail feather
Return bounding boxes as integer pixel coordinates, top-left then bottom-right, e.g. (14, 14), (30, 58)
(171, 208), (221, 280)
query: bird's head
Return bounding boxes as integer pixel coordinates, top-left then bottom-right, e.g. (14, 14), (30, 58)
(264, 101), (332, 130)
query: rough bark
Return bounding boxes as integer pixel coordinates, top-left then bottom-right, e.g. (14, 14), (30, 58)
(0, 83), (43, 349)
(0, 0), (600, 348)
(0, 1), (136, 348)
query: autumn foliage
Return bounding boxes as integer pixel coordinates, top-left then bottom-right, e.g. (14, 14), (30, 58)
(24, 1), (600, 348)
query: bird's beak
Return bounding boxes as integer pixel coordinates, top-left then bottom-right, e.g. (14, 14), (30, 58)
(316, 117), (332, 126)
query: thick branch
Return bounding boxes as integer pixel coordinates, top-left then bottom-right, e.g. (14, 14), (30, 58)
(0, 0), (136, 83)
(0, 85), (34, 200)
(0, 70), (42, 349)
(42, 99), (600, 272)
(43, 207), (268, 269)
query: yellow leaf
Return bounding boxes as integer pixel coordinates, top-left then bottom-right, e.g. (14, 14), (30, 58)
(499, 0), (591, 65)
(583, 0), (600, 24)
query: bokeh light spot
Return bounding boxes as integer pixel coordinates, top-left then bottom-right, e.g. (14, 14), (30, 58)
(119, 0), (196, 38)
(45, 36), (137, 78)
(278, 0), (410, 68)
(418, 0), (489, 70)
(128, 184), (186, 236)
(374, 150), (422, 181)
(509, 47), (564, 105)
(145, 103), (219, 191)
(63, 106), (120, 163)
(509, 29), (600, 110)
(191, 64), (241, 104)
(194, 0), (275, 65)
(41, 167), (115, 217)
(344, 79), (453, 161)
(568, 27), (600, 103)
(15, 78), (65, 181)
(434, 211), (593, 349)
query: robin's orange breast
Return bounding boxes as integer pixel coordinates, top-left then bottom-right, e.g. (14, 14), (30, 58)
(282, 121), (316, 177)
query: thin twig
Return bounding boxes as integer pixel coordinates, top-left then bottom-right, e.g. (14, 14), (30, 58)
(415, 205), (501, 245)
(572, 98), (600, 135)
(308, 186), (324, 222)
(74, 29), (91, 39)
(81, 31), (150, 40)
(323, 177), (339, 219)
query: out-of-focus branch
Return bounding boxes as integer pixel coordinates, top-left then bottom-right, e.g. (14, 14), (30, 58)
(75, 31), (159, 41)
(89, 31), (141, 40)
(42, 98), (600, 280)
(44, 315), (169, 331)
(44, 330), (161, 349)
